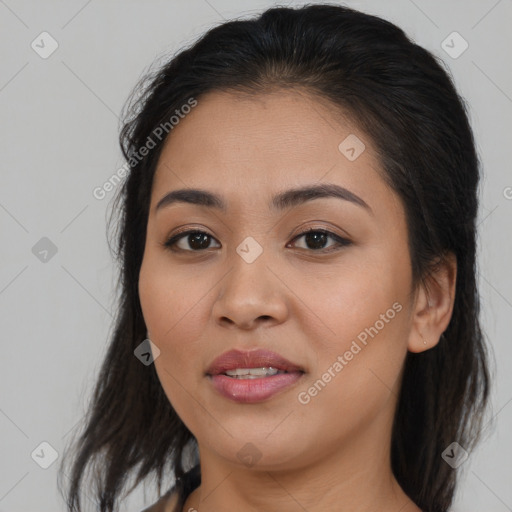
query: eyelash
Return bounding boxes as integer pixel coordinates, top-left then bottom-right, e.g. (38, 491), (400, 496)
(162, 227), (352, 254)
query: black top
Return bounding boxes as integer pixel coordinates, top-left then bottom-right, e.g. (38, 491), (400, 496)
(172, 464), (201, 511)
(141, 465), (201, 512)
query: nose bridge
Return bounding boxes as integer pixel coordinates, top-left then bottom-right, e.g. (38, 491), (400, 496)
(226, 233), (272, 295)
(213, 233), (286, 327)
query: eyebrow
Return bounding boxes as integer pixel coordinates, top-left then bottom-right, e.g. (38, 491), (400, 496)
(155, 183), (373, 215)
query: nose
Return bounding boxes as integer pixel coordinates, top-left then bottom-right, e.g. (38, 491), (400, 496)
(211, 249), (288, 330)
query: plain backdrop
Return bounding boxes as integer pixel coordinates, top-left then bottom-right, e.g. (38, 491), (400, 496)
(1, 0), (511, 510)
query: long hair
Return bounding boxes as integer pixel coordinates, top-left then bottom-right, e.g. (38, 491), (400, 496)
(58, 4), (492, 511)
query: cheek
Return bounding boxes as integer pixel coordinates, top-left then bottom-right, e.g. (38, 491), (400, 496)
(138, 252), (213, 383)
(297, 251), (407, 354)
(296, 251), (410, 413)
(293, 297), (408, 445)
(139, 252), (207, 344)
(138, 256), (213, 429)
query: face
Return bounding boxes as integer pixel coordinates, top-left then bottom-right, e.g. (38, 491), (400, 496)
(138, 89), (417, 470)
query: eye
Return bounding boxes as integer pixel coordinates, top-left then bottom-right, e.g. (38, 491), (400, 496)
(288, 228), (352, 253)
(162, 228), (352, 253)
(163, 230), (220, 252)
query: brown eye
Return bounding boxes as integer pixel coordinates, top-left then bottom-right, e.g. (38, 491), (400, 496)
(288, 229), (352, 253)
(164, 230), (220, 252)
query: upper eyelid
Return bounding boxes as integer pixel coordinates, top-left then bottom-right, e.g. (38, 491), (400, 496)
(169, 221), (350, 237)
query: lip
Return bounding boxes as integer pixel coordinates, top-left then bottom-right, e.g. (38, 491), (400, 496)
(206, 349), (304, 375)
(206, 349), (305, 404)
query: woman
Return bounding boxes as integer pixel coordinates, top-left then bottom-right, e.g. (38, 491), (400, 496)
(58, 4), (491, 512)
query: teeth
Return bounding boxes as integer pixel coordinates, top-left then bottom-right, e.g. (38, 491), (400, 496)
(224, 367), (285, 378)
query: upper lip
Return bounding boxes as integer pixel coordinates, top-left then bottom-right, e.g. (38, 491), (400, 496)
(206, 349), (304, 376)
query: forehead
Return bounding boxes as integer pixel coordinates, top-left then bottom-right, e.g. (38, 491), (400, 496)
(151, 89), (398, 216)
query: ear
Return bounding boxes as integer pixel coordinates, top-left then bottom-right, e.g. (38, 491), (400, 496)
(408, 252), (457, 353)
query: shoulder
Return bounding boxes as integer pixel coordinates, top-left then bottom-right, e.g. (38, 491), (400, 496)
(141, 489), (179, 512)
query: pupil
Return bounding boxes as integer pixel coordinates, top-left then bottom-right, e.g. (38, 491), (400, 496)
(189, 233), (210, 250)
(306, 232), (327, 249)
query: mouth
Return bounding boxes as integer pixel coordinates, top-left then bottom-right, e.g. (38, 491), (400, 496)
(206, 348), (304, 376)
(206, 349), (305, 403)
(222, 367), (291, 379)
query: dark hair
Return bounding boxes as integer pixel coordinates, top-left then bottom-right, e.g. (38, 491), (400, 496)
(58, 3), (492, 511)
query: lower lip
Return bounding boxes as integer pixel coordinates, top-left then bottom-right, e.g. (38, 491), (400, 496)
(208, 372), (304, 403)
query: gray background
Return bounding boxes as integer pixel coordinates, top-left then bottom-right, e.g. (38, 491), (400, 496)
(0, 0), (511, 510)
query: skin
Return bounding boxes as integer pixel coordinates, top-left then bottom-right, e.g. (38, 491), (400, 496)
(138, 88), (457, 512)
